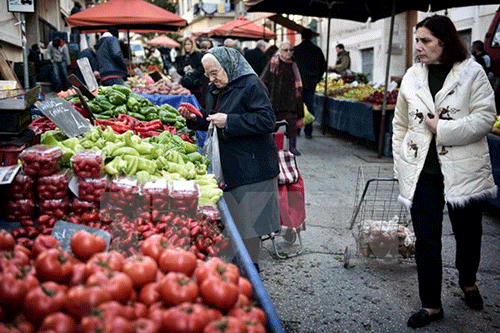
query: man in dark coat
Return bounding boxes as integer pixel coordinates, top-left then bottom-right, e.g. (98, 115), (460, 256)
(244, 40), (268, 76)
(94, 28), (127, 86)
(293, 28), (326, 138)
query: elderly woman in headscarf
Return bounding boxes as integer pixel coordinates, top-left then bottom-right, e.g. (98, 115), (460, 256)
(178, 47), (280, 271)
(261, 40), (304, 156)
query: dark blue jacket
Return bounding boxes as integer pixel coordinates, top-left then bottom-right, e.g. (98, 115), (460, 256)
(187, 74), (279, 190)
(95, 36), (127, 79)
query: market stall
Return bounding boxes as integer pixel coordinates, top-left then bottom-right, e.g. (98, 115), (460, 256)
(0, 83), (284, 332)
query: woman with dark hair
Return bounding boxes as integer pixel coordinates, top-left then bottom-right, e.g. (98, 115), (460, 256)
(392, 15), (497, 328)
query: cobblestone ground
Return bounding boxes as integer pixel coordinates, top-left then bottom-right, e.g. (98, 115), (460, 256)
(259, 126), (500, 333)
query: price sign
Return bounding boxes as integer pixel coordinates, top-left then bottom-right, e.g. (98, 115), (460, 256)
(52, 221), (111, 254)
(35, 98), (91, 137)
(77, 57), (99, 92)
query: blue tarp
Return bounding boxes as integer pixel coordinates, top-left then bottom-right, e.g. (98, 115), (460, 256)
(313, 94), (375, 141)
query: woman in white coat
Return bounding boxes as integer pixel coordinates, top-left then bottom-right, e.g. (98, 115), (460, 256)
(392, 15), (498, 328)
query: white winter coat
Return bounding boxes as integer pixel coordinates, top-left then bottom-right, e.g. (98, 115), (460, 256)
(392, 58), (498, 208)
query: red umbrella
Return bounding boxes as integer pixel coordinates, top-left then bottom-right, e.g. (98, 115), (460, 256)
(66, 0), (186, 32)
(200, 16), (276, 41)
(147, 34), (180, 48)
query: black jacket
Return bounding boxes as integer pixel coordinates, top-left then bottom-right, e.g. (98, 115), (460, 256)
(293, 40), (326, 91)
(187, 74), (279, 190)
(244, 47), (267, 76)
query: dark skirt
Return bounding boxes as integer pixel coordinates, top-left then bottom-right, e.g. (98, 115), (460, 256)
(223, 176), (280, 239)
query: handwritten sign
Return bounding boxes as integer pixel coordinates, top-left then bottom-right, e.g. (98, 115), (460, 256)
(52, 221), (111, 254)
(69, 74), (95, 101)
(77, 57), (98, 93)
(35, 98), (91, 137)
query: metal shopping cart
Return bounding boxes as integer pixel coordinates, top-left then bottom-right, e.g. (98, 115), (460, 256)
(344, 165), (415, 268)
(262, 121), (305, 259)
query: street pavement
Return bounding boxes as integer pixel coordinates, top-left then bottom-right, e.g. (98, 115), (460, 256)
(259, 125), (500, 333)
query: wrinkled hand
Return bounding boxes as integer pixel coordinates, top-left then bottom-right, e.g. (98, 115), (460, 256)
(178, 106), (197, 120)
(296, 118), (304, 128)
(424, 110), (439, 134)
(207, 113), (227, 128)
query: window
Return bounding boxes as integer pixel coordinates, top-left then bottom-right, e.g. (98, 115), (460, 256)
(459, 29), (472, 52)
(38, 18), (56, 47)
(361, 48), (374, 82)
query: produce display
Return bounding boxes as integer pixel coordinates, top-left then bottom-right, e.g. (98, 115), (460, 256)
(316, 77), (399, 106)
(357, 215), (415, 258)
(127, 75), (191, 95)
(0, 232), (267, 332)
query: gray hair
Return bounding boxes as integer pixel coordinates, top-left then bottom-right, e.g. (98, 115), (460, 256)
(256, 40), (267, 49)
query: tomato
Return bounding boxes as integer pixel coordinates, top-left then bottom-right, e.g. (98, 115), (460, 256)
(138, 282), (160, 306)
(195, 257), (239, 285)
(0, 272), (31, 317)
(243, 319), (266, 333)
(0, 230), (15, 250)
(134, 317), (160, 333)
(65, 285), (112, 319)
(158, 248), (197, 276)
(0, 249), (30, 269)
(86, 271), (134, 304)
(158, 272), (199, 307)
(69, 262), (87, 286)
(38, 312), (77, 333)
(147, 302), (164, 328)
(120, 302), (147, 321)
(228, 305), (267, 326)
(237, 277), (253, 299)
(85, 251), (125, 276)
(77, 315), (104, 333)
(34, 248), (73, 283)
(203, 316), (246, 333)
(140, 234), (169, 261)
(122, 255), (158, 289)
(162, 302), (212, 333)
(104, 315), (134, 333)
(31, 235), (60, 259)
(234, 293), (251, 308)
(22, 281), (67, 325)
(70, 230), (107, 261)
(200, 276), (239, 312)
(0, 314), (36, 333)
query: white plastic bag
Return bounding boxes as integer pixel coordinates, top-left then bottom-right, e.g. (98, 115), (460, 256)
(203, 122), (224, 184)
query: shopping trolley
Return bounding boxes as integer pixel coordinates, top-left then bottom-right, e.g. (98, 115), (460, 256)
(262, 121), (305, 259)
(344, 165), (415, 268)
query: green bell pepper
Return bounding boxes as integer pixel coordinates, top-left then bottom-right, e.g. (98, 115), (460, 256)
(108, 90), (127, 106)
(111, 84), (132, 97)
(127, 97), (141, 113)
(128, 112), (146, 121)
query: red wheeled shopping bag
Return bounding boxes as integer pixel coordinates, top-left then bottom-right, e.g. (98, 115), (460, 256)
(279, 173), (306, 230)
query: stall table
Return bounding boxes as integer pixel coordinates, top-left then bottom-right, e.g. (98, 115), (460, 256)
(313, 94), (394, 156)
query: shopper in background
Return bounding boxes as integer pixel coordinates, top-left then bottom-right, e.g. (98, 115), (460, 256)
(199, 40), (214, 52)
(223, 38), (243, 54)
(46, 37), (71, 92)
(178, 47), (280, 272)
(244, 39), (268, 76)
(471, 40), (494, 84)
(392, 14), (497, 329)
(177, 37), (205, 105)
(261, 41), (304, 156)
(293, 28), (326, 139)
(95, 27), (127, 86)
(330, 44), (351, 74)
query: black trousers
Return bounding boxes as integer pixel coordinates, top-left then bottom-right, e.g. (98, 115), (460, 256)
(410, 172), (483, 308)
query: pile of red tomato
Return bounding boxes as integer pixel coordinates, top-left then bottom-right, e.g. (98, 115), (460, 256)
(0, 230), (267, 333)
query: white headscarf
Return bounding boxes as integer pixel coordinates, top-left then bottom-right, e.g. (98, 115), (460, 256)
(208, 47), (256, 84)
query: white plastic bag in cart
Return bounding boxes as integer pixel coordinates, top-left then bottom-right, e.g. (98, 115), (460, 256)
(203, 122), (224, 184)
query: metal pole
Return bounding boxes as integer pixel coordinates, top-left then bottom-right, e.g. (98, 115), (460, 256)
(377, 0), (396, 158)
(21, 13), (29, 90)
(321, 15), (331, 134)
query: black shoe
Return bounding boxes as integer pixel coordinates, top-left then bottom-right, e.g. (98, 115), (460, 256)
(305, 134), (313, 139)
(407, 308), (444, 328)
(461, 285), (483, 310)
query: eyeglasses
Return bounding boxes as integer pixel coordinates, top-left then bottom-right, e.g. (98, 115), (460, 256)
(204, 68), (222, 79)
(281, 49), (293, 52)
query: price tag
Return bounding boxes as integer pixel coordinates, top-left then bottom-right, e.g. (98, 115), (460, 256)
(52, 221), (111, 254)
(77, 57), (99, 93)
(35, 98), (92, 138)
